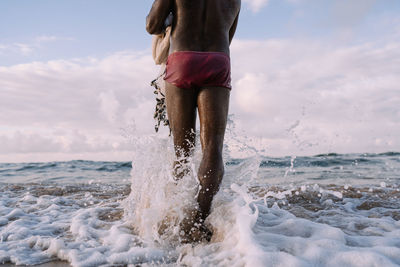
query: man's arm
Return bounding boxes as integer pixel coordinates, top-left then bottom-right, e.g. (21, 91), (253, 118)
(229, 11), (240, 45)
(146, 0), (172, 35)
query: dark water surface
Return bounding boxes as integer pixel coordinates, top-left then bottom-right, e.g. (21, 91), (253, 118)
(1, 152), (399, 185)
(1, 152), (400, 266)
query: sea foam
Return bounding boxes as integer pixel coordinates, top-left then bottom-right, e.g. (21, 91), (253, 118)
(1, 128), (400, 266)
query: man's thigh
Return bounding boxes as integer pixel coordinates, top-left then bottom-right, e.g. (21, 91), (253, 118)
(165, 82), (198, 149)
(197, 87), (230, 150)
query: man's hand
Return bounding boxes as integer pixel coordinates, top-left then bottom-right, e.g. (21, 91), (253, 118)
(146, 0), (173, 35)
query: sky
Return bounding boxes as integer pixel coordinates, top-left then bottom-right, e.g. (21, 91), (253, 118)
(1, 0), (400, 162)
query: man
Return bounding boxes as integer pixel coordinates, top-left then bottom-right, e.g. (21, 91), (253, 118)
(146, 0), (240, 242)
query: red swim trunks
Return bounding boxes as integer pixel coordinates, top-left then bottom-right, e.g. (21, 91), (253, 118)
(164, 51), (231, 90)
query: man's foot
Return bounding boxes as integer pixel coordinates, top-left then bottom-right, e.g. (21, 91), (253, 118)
(158, 215), (174, 236)
(179, 209), (212, 243)
(173, 159), (191, 180)
(181, 223), (212, 243)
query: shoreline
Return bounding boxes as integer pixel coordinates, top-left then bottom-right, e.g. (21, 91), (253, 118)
(1, 261), (71, 267)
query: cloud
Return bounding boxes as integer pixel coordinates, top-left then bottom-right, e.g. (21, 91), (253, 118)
(12, 43), (34, 55)
(0, 43), (33, 55)
(243, 0), (270, 13)
(235, 73), (266, 113)
(1, 36), (400, 161)
(0, 51), (156, 127)
(0, 50), (158, 160)
(230, 39), (400, 155)
(0, 131), (63, 154)
(99, 90), (120, 123)
(0, 35), (75, 56)
(331, 0), (376, 28)
(34, 35), (74, 43)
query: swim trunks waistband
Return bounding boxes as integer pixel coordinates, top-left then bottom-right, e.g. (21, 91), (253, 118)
(164, 51), (232, 90)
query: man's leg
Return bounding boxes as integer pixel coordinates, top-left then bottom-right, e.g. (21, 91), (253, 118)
(165, 82), (197, 177)
(196, 86), (230, 221)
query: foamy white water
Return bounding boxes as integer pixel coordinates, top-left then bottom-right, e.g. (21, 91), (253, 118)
(1, 124), (400, 266)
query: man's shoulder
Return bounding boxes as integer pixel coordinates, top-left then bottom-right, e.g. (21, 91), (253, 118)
(174, 0), (240, 9)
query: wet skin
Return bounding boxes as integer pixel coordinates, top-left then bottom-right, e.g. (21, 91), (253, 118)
(146, 0), (240, 242)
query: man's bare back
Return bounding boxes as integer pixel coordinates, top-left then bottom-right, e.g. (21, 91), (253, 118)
(146, 0), (240, 243)
(147, 0), (240, 53)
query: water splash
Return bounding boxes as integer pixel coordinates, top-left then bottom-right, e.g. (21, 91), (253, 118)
(1, 118), (400, 266)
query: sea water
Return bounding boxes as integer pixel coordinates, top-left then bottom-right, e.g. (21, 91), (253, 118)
(1, 126), (400, 266)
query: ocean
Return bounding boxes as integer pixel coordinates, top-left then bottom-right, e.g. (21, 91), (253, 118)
(1, 133), (400, 266)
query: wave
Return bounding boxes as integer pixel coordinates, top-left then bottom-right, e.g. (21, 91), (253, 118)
(1, 180), (399, 266)
(1, 151), (399, 185)
(1, 127), (400, 266)
(0, 161), (132, 184)
(1, 151), (399, 172)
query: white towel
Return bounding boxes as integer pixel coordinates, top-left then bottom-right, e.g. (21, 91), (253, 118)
(152, 13), (173, 65)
